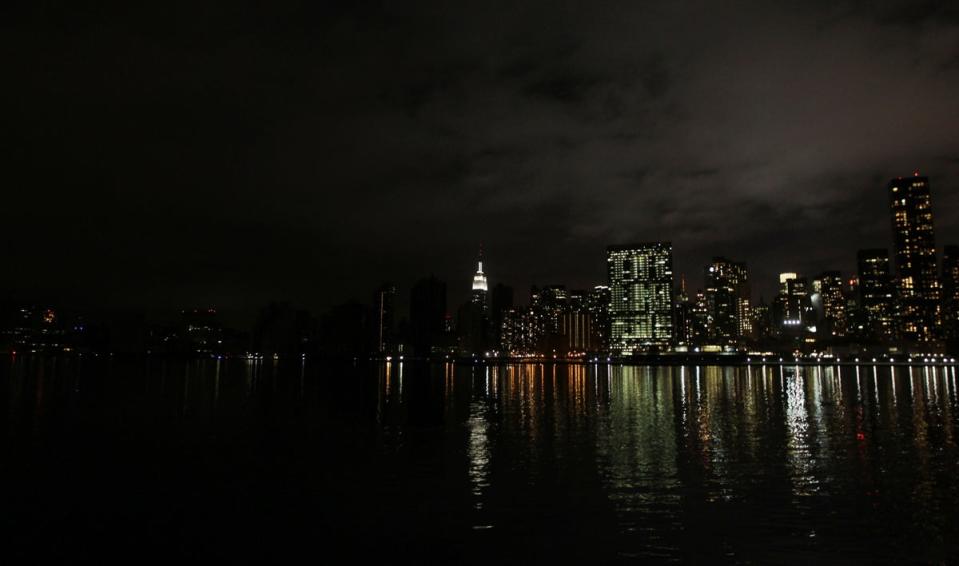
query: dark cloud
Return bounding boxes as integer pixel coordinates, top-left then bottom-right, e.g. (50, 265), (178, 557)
(4, 0), (959, 319)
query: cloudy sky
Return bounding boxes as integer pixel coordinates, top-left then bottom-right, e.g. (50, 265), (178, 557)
(5, 0), (959, 318)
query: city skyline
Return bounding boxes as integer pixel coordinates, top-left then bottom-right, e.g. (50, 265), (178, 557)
(3, 168), (955, 320)
(7, 171), (959, 358)
(6, 2), (959, 318)
(6, 4), (959, 563)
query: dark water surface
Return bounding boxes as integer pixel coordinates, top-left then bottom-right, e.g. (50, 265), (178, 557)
(2, 357), (959, 564)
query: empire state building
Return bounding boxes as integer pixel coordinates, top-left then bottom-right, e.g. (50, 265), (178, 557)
(460, 250), (491, 355)
(471, 257), (489, 309)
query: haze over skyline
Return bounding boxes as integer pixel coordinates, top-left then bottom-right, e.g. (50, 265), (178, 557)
(6, 1), (959, 319)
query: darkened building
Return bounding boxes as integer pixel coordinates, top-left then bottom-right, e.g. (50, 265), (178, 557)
(673, 277), (694, 348)
(691, 290), (709, 345)
(372, 283), (396, 354)
(889, 173), (941, 343)
(704, 257), (750, 347)
(409, 275), (447, 357)
(857, 249), (896, 342)
(586, 285), (611, 351)
(607, 243), (673, 354)
(531, 285), (569, 352)
(318, 301), (369, 357)
(255, 302), (317, 355)
(750, 298), (772, 343)
(942, 245), (959, 346)
(490, 283), (514, 351)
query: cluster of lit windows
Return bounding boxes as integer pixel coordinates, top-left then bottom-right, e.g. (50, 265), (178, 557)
(607, 244), (673, 352)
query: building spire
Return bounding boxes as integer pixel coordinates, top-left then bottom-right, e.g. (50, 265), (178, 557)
(472, 245), (488, 292)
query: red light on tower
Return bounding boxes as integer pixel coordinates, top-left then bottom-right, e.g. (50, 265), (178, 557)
(913, 169), (920, 176)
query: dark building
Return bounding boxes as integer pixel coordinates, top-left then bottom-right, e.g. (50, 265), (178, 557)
(673, 277), (694, 348)
(942, 245), (959, 346)
(409, 275), (447, 357)
(750, 298), (772, 343)
(180, 307), (223, 354)
(531, 285), (569, 352)
(857, 249), (896, 342)
(607, 243), (674, 354)
(318, 301), (369, 357)
(490, 283), (514, 351)
(372, 283), (397, 354)
(889, 173), (941, 343)
(254, 302), (317, 355)
(586, 285), (611, 351)
(704, 257), (750, 347)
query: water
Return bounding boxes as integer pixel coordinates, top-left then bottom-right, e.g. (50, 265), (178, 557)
(2, 357), (958, 564)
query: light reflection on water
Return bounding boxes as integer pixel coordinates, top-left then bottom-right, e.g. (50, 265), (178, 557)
(2, 358), (959, 564)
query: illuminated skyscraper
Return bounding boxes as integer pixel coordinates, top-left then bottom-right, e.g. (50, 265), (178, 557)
(607, 243), (674, 354)
(704, 257), (750, 346)
(460, 251), (490, 355)
(812, 271), (846, 337)
(471, 255), (489, 307)
(889, 173), (941, 343)
(857, 249), (896, 342)
(772, 273), (811, 334)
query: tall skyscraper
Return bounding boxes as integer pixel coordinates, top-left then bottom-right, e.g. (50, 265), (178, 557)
(461, 252), (491, 354)
(607, 243), (674, 354)
(471, 255), (489, 307)
(857, 249), (896, 342)
(889, 173), (941, 343)
(703, 257), (750, 347)
(772, 273), (811, 333)
(812, 271), (846, 337)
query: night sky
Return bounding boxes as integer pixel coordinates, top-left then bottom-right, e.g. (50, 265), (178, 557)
(6, 1), (959, 321)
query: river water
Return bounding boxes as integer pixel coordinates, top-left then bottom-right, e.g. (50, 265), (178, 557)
(2, 357), (957, 564)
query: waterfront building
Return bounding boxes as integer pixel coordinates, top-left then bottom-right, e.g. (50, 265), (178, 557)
(704, 257), (750, 347)
(372, 283), (396, 354)
(607, 243), (674, 354)
(942, 245), (959, 344)
(812, 271), (846, 337)
(857, 249), (896, 342)
(587, 285), (611, 351)
(889, 173), (941, 343)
